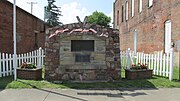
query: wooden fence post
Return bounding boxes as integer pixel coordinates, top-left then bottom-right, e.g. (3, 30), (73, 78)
(169, 48), (174, 81)
(38, 47), (42, 67)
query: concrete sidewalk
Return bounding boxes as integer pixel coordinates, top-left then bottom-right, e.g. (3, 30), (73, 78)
(0, 88), (180, 101)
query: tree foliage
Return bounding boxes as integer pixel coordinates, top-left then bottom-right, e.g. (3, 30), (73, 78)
(46, 0), (62, 26)
(86, 11), (111, 27)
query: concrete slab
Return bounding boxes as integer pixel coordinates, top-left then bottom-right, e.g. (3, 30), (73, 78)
(0, 89), (48, 101)
(0, 88), (179, 101)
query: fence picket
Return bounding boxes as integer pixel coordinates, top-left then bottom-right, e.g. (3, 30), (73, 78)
(41, 48), (44, 67)
(26, 53), (29, 63)
(6, 53), (9, 76)
(145, 54), (148, 65)
(140, 53), (142, 64)
(163, 54), (166, 76)
(159, 52), (163, 76)
(143, 53), (145, 64)
(18, 54), (20, 67)
(9, 54), (12, 75)
(2, 53), (5, 76)
(148, 54), (151, 69)
(157, 52), (160, 75)
(136, 52), (139, 64)
(151, 54), (154, 69)
(154, 54), (157, 75)
(38, 48), (41, 67)
(21, 54), (24, 64)
(29, 52), (31, 62)
(166, 53), (169, 77)
(31, 51), (34, 64)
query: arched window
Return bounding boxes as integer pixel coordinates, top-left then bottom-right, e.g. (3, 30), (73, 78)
(131, 0), (134, 17)
(148, 0), (153, 7)
(126, 1), (128, 20)
(138, 0), (142, 13)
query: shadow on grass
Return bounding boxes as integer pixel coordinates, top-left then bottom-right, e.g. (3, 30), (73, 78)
(60, 78), (157, 90)
(0, 76), (13, 89)
(172, 79), (180, 82)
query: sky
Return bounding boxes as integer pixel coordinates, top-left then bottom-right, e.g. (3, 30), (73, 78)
(8, 0), (114, 25)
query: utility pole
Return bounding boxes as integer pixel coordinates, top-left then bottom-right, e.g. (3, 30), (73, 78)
(27, 2), (37, 14)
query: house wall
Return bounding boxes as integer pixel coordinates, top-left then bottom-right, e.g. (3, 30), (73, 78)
(114, 0), (180, 53)
(0, 0), (46, 54)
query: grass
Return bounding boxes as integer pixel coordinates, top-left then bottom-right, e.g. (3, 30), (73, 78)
(0, 67), (180, 89)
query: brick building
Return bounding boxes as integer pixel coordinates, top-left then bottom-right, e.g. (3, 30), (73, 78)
(0, 0), (47, 54)
(113, 0), (180, 53)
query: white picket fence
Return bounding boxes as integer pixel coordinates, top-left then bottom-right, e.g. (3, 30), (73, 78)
(120, 48), (174, 81)
(0, 47), (45, 77)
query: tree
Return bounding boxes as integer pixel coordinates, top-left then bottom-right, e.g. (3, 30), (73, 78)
(86, 11), (111, 27)
(45, 0), (62, 26)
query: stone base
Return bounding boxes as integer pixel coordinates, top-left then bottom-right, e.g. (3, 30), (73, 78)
(45, 69), (120, 81)
(125, 69), (153, 80)
(17, 68), (42, 80)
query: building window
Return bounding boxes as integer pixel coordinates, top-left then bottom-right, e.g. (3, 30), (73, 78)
(165, 20), (171, 53)
(122, 5), (124, 22)
(138, 0), (142, 13)
(148, 0), (153, 7)
(125, 1), (128, 21)
(71, 40), (94, 52)
(117, 10), (119, 25)
(131, 0), (134, 17)
(75, 54), (90, 62)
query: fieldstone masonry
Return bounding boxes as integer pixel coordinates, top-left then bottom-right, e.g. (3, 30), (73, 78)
(45, 23), (120, 81)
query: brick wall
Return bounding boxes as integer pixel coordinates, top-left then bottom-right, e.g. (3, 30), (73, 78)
(0, 0), (46, 54)
(114, 0), (180, 53)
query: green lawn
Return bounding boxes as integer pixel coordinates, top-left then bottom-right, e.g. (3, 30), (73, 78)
(0, 67), (180, 89)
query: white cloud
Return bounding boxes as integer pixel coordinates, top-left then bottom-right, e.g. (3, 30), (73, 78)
(60, 2), (91, 24)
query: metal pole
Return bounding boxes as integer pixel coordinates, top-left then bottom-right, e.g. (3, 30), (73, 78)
(13, 0), (17, 80)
